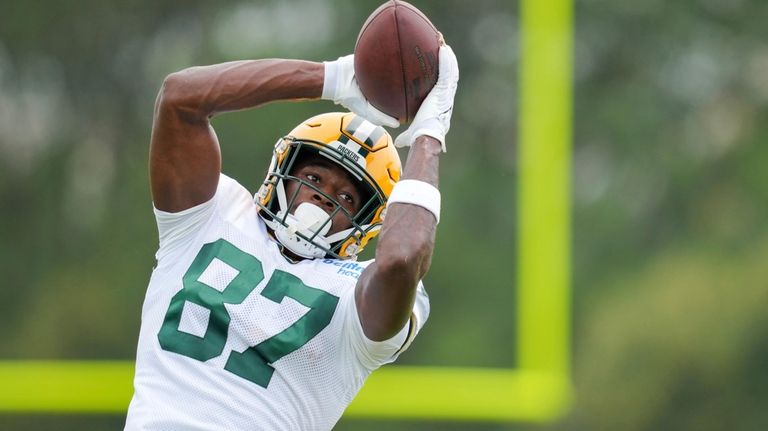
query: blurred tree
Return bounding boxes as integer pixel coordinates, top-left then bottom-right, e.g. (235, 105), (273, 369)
(569, 235), (768, 430)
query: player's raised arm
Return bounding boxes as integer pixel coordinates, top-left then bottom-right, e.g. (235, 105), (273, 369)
(149, 59), (324, 212)
(355, 45), (459, 341)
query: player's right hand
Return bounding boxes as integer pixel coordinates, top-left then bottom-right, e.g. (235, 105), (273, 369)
(394, 44), (459, 152)
(322, 54), (400, 128)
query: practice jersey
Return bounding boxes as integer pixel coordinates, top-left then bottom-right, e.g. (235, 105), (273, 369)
(125, 174), (430, 431)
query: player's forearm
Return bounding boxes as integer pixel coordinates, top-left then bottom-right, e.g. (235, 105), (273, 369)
(376, 135), (441, 281)
(158, 59), (324, 120)
(357, 136), (440, 340)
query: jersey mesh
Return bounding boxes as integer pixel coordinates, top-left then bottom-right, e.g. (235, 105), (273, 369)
(125, 174), (429, 431)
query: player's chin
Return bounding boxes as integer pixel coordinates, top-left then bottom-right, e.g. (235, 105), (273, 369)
(330, 218), (355, 235)
(328, 225), (349, 237)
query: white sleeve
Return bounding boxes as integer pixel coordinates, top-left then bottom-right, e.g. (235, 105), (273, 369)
(342, 282), (430, 371)
(154, 200), (216, 262)
(152, 174), (249, 263)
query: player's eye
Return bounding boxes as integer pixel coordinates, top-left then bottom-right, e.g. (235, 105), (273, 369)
(305, 173), (319, 183)
(339, 192), (354, 205)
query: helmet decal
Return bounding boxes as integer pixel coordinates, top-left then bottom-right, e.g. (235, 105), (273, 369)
(327, 139), (368, 169)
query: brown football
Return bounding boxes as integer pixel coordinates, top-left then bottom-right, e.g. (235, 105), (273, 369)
(354, 0), (441, 124)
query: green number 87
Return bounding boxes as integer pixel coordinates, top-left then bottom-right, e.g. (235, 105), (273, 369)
(158, 239), (339, 388)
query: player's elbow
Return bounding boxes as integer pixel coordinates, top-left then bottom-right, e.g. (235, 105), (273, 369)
(155, 69), (209, 121)
(157, 71), (189, 107)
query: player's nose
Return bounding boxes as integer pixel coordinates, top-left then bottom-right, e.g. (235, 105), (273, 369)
(310, 189), (335, 212)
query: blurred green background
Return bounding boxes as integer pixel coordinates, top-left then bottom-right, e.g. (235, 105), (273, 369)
(1, 0), (767, 430)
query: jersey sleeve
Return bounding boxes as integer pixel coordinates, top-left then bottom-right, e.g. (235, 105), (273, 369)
(153, 174), (252, 264)
(340, 282), (430, 371)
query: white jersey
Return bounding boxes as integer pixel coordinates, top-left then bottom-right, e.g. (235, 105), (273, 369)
(125, 174), (429, 431)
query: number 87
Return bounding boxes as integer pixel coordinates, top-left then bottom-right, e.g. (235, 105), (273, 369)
(158, 239), (339, 388)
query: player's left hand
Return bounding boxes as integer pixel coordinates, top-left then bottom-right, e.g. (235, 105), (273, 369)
(394, 43), (459, 152)
(322, 54), (400, 128)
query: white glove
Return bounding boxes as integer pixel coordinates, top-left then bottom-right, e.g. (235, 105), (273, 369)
(394, 44), (459, 152)
(322, 55), (400, 128)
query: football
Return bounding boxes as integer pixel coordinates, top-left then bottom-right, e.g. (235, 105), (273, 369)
(354, 0), (441, 124)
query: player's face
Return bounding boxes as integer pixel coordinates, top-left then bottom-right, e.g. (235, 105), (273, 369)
(285, 158), (362, 235)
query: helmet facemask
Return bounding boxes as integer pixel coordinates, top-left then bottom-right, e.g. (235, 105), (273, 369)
(257, 138), (386, 260)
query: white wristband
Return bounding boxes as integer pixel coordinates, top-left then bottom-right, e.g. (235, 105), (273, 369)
(386, 179), (441, 224)
(321, 60), (338, 101)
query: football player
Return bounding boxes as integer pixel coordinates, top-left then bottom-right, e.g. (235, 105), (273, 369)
(124, 43), (458, 430)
